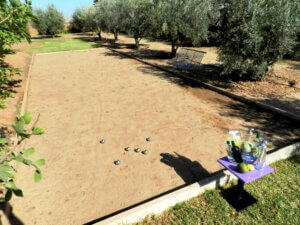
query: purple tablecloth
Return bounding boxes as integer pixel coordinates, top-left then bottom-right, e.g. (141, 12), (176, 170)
(218, 157), (274, 184)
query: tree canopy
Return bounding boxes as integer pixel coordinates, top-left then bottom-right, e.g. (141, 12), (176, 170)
(121, 0), (155, 48)
(218, 0), (300, 80)
(153, 0), (216, 57)
(33, 5), (65, 36)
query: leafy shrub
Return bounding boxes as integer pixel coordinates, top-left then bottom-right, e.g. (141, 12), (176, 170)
(33, 5), (65, 36)
(0, 0), (33, 108)
(218, 0), (300, 80)
(0, 112), (45, 202)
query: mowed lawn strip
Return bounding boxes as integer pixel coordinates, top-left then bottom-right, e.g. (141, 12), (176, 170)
(28, 38), (102, 53)
(136, 155), (300, 225)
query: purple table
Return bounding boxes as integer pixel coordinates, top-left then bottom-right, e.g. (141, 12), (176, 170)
(218, 156), (274, 211)
(218, 157), (274, 184)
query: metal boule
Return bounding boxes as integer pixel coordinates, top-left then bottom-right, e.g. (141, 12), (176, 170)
(142, 150), (148, 155)
(114, 160), (121, 165)
(100, 139), (105, 144)
(125, 147), (131, 151)
(135, 148), (141, 153)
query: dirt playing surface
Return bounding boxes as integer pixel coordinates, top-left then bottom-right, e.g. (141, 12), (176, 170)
(98, 32), (300, 116)
(7, 49), (299, 225)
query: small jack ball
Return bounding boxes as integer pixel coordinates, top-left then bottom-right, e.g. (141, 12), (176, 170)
(125, 147), (131, 151)
(146, 137), (151, 142)
(100, 139), (105, 144)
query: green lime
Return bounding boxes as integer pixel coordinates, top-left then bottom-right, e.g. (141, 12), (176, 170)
(237, 163), (249, 173)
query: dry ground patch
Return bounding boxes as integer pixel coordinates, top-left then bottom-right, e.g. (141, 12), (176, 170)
(7, 49), (300, 225)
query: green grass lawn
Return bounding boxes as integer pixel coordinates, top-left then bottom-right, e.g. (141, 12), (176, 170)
(137, 155), (300, 225)
(28, 38), (102, 53)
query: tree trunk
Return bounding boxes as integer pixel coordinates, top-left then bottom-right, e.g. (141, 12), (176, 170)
(134, 37), (140, 49)
(171, 42), (177, 58)
(114, 31), (118, 42)
(97, 31), (102, 41)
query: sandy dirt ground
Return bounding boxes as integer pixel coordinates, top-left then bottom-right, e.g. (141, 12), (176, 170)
(5, 49), (300, 225)
(98, 33), (300, 116)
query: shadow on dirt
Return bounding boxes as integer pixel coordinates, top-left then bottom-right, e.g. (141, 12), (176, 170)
(85, 153), (225, 225)
(160, 152), (210, 184)
(74, 36), (138, 50)
(103, 50), (223, 86)
(3, 79), (23, 94)
(0, 203), (24, 225)
(103, 49), (300, 150)
(215, 98), (300, 148)
(284, 61), (300, 71)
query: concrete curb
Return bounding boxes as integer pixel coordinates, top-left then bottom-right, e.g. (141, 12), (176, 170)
(108, 48), (300, 123)
(20, 53), (36, 115)
(94, 142), (300, 225)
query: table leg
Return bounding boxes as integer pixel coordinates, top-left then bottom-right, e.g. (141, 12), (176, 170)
(237, 179), (245, 191)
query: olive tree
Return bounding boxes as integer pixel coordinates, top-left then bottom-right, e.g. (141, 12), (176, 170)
(96, 0), (125, 41)
(122, 0), (155, 49)
(218, 0), (300, 80)
(70, 7), (87, 32)
(93, 2), (108, 40)
(71, 6), (103, 39)
(33, 5), (65, 36)
(0, 0), (33, 108)
(153, 0), (215, 57)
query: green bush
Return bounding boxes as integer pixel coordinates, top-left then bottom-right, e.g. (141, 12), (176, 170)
(0, 0), (33, 108)
(218, 0), (300, 80)
(33, 5), (65, 36)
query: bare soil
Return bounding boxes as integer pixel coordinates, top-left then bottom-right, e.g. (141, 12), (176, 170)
(7, 49), (299, 225)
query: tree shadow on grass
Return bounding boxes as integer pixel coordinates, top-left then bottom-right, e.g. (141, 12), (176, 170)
(160, 152), (210, 184)
(31, 35), (62, 40)
(288, 154), (300, 164)
(74, 36), (137, 50)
